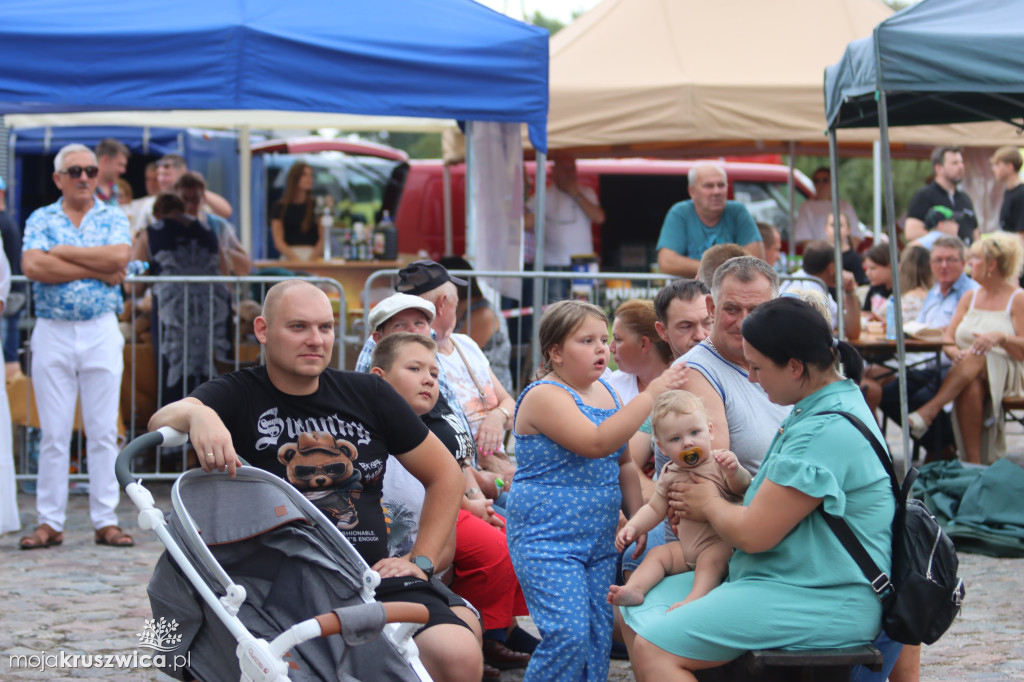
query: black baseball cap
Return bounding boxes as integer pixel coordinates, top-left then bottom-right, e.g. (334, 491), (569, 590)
(395, 259), (468, 296)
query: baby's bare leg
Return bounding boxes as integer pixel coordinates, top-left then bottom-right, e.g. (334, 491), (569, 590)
(667, 541), (732, 611)
(608, 543), (689, 606)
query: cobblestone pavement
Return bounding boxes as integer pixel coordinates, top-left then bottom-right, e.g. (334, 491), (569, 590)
(2, 433), (1022, 680)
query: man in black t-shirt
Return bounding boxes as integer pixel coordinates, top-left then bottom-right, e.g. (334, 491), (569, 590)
(992, 146), (1024, 233)
(905, 146), (978, 245)
(148, 280), (482, 682)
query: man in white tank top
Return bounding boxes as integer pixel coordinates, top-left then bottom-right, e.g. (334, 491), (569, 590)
(675, 257), (792, 475)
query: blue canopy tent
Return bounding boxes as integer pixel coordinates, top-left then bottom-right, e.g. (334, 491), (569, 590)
(0, 0), (548, 151)
(824, 0), (1024, 472)
(825, 0), (1024, 130)
(0, 0), (549, 260)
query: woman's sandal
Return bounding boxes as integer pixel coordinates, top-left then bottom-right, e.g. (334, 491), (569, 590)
(94, 525), (135, 547)
(19, 523), (64, 550)
(908, 411), (929, 440)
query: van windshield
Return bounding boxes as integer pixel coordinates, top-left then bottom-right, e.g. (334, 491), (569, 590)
(261, 153), (404, 257)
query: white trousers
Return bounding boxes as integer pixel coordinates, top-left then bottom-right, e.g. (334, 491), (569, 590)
(31, 314), (124, 532)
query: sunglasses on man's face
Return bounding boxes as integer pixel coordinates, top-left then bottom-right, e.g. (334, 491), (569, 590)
(59, 165), (100, 179)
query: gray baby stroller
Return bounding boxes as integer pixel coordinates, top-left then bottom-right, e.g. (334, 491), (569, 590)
(116, 427), (433, 682)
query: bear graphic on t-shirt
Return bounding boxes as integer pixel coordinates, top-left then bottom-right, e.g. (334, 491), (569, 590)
(278, 431), (363, 530)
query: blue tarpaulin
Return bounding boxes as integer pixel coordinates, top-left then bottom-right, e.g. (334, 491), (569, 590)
(0, 0), (549, 152)
(824, 0), (1024, 130)
(8, 126), (243, 223)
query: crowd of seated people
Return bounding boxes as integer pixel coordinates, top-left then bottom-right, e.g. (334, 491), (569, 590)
(16, 141), (1014, 682)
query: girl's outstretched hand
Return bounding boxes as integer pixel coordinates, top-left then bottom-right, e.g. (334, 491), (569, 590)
(646, 362), (689, 397)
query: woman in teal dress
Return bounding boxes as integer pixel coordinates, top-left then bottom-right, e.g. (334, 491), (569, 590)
(617, 297), (895, 681)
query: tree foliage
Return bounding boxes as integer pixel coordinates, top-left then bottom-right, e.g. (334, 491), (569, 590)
(339, 130), (442, 160)
(529, 10), (566, 35)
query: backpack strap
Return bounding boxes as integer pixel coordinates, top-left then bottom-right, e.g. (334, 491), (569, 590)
(816, 409), (907, 600)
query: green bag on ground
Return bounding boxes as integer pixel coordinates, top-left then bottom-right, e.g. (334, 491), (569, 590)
(915, 459), (1024, 558)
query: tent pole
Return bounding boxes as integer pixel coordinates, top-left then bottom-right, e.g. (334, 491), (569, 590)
(829, 132), (845, 340)
(878, 91), (909, 479)
(465, 122), (476, 260)
(532, 152), (548, 373)
(443, 162), (453, 256)
(873, 140), (882, 242)
(787, 141), (796, 268)
(239, 125), (252, 254)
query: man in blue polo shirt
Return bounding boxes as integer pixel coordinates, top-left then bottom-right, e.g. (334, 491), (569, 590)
(19, 143), (133, 550)
(656, 161), (764, 277)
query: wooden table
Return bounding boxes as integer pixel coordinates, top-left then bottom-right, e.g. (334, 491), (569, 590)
(851, 334), (946, 376)
(850, 334), (946, 358)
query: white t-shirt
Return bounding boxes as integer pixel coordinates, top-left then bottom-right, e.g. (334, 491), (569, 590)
(381, 455), (425, 558)
(605, 369), (640, 404)
(527, 185), (598, 266)
(779, 269), (839, 332)
(437, 334), (500, 442)
(793, 199), (863, 244)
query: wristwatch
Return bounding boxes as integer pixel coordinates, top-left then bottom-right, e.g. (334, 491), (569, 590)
(411, 555), (434, 580)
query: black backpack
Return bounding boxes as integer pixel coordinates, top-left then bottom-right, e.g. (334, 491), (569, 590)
(818, 411), (966, 645)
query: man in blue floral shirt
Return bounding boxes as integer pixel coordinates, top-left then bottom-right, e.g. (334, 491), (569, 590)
(19, 143), (134, 550)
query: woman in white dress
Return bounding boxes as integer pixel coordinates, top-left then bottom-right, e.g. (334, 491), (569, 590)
(0, 243), (20, 534)
(607, 299), (672, 478)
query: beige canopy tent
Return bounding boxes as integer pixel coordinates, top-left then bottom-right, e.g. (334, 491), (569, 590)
(543, 0), (1021, 157)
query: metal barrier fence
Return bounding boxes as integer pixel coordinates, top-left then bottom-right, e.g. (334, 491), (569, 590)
(9, 266), (822, 484)
(10, 274), (345, 483)
(362, 268), (679, 398)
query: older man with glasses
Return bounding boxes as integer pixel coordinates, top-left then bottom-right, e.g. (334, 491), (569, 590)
(792, 166), (865, 248)
(19, 143), (134, 549)
(879, 235), (979, 460)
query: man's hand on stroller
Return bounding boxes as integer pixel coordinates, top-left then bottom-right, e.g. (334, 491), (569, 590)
(189, 405), (242, 477)
(150, 399), (243, 477)
(373, 556), (431, 581)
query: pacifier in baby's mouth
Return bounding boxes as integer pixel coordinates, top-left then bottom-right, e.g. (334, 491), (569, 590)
(681, 447), (702, 466)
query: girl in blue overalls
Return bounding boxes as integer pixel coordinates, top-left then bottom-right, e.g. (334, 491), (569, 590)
(507, 300), (689, 682)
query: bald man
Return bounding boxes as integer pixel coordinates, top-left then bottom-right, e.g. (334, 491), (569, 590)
(149, 280), (483, 682)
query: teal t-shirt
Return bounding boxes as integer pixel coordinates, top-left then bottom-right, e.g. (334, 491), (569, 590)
(655, 200), (760, 259)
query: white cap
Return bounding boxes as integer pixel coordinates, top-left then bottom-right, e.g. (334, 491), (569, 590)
(367, 293), (436, 332)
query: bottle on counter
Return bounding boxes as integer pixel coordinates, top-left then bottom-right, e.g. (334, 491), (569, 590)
(885, 295), (898, 340)
(373, 210), (398, 261)
(340, 226), (354, 260)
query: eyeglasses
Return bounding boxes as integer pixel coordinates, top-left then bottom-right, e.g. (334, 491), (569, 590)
(930, 257), (962, 265)
(59, 165), (99, 179)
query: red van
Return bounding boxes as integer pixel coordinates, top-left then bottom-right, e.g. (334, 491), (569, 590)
(393, 159), (814, 270)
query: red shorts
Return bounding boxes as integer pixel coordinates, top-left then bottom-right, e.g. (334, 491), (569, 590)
(450, 509), (528, 629)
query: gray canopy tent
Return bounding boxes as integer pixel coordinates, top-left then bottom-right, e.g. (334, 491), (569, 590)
(824, 0), (1024, 473)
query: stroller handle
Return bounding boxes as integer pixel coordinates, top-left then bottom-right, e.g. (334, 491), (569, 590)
(116, 427), (190, 490)
(314, 602), (430, 638)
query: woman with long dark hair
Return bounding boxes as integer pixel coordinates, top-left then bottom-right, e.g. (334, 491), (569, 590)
(270, 162), (322, 261)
